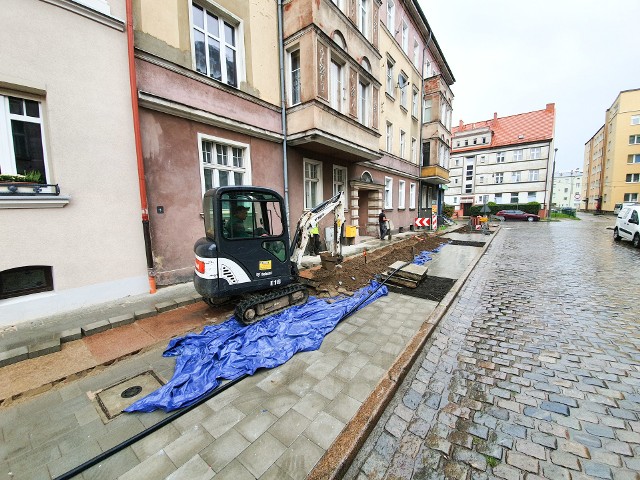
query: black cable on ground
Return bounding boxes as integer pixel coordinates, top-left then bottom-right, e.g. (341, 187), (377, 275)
(56, 259), (413, 479)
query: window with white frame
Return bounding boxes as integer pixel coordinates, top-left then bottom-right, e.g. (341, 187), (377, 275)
(423, 98), (432, 122)
(513, 150), (523, 161)
(0, 95), (48, 182)
(398, 180), (406, 208)
(510, 192), (519, 203)
(529, 169), (539, 181)
(333, 165), (348, 203)
(409, 183), (416, 209)
(411, 87), (418, 117)
(400, 130), (406, 158)
(495, 193), (502, 203)
(289, 48), (301, 106)
(413, 40), (419, 68)
(386, 122), (393, 152)
(528, 191), (537, 202)
(496, 152), (505, 163)
(386, 0), (395, 29)
(626, 173), (640, 183)
(512, 171), (521, 182)
(628, 154), (640, 164)
(384, 176), (393, 208)
(629, 135), (640, 144)
(495, 172), (504, 183)
(399, 73), (408, 108)
(304, 159), (323, 209)
(192, 2), (241, 88)
(401, 20), (408, 54)
(358, 79), (370, 127)
(330, 58), (344, 112)
(411, 137), (417, 164)
(386, 59), (394, 96)
(624, 193), (639, 202)
(200, 136), (250, 192)
(631, 115), (640, 125)
(358, 0), (369, 37)
(478, 176), (484, 184)
(530, 147), (541, 159)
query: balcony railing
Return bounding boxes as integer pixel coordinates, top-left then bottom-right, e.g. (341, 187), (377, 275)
(0, 183), (61, 196)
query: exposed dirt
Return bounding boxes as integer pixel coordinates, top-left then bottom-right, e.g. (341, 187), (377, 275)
(302, 234), (448, 297)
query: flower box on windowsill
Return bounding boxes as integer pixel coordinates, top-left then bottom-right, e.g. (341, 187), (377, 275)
(0, 182), (61, 196)
(0, 183), (69, 209)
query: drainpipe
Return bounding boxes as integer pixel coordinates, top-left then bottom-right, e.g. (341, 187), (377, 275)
(126, 0), (156, 293)
(417, 30), (432, 223)
(277, 0), (291, 231)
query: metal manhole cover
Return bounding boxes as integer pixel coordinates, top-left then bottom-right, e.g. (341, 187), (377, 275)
(96, 371), (164, 420)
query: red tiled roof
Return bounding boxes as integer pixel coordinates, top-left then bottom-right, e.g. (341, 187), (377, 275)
(451, 104), (555, 152)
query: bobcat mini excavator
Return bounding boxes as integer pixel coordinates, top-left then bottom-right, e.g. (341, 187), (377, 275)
(194, 186), (346, 324)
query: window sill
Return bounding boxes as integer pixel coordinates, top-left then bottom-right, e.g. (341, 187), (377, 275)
(0, 196), (71, 209)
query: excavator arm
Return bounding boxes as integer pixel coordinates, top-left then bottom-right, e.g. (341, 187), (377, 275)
(290, 191), (346, 269)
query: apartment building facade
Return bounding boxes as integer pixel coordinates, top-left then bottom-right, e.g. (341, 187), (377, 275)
(582, 89), (640, 213)
(0, 0), (149, 324)
(552, 169), (582, 210)
(446, 104), (556, 217)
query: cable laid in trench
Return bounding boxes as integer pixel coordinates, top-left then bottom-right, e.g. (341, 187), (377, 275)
(55, 260), (412, 480)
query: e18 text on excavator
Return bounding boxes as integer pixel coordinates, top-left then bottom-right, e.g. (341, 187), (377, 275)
(194, 186), (346, 324)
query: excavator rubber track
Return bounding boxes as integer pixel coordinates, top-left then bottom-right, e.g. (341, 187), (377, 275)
(235, 283), (309, 325)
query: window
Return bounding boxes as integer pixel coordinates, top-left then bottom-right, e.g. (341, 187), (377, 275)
(358, 0), (369, 37)
(629, 135), (640, 145)
(529, 170), (539, 181)
(624, 193), (638, 202)
(465, 185), (472, 193)
(386, 59), (394, 96)
(423, 99), (432, 122)
(398, 180), (406, 208)
(386, 122), (393, 152)
(409, 183), (416, 209)
(384, 176), (393, 209)
(386, 0), (395, 30)
(454, 158), (461, 167)
(629, 154), (640, 164)
(358, 79), (370, 127)
(495, 172), (504, 184)
(478, 176), (484, 184)
(512, 171), (521, 182)
(631, 115), (640, 125)
(399, 73), (408, 108)
(333, 165), (348, 203)
(400, 130), (406, 158)
(0, 266), (53, 300)
(304, 159), (323, 209)
(482, 137), (486, 144)
(495, 193), (502, 203)
(413, 40), (419, 68)
(330, 59), (344, 112)
(200, 136), (250, 192)
(479, 155), (486, 163)
(626, 173), (640, 183)
(530, 147), (541, 159)
(289, 49), (301, 105)
(411, 87), (418, 117)
(510, 192), (519, 203)
(0, 95), (48, 182)
(401, 20), (408, 54)
(513, 150), (523, 161)
(192, 3), (240, 87)
(528, 192), (537, 202)
(411, 137), (417, 164)
(496, 152), (505, 163)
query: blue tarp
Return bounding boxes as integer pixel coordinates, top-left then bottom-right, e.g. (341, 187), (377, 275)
(412, 243), (448, 266)
(125, 282), (388, 413)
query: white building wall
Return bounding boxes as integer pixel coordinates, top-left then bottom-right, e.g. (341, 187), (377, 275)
(0, 0), (149, 325)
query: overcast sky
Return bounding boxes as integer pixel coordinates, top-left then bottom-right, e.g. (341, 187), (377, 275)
(421, 0), (640, 173)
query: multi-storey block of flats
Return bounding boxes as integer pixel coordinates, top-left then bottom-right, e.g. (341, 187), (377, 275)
(445, 104), (556, 217)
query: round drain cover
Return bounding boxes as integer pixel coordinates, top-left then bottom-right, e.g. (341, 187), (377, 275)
(121, 386), (143, 398)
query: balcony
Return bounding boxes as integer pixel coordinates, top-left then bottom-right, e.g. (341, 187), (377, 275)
(420, 165), (449, 184)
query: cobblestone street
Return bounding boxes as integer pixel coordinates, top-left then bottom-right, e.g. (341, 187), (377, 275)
(347, 214), (640, 480)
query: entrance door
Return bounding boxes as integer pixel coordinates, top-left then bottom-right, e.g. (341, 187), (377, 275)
(462, 202), (472, 216)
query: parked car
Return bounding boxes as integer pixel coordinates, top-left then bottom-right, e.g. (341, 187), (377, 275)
(613, 205), (640, 248)
(495, 209), (540, 222)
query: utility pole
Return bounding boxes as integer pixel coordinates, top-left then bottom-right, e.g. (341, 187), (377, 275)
(547, 148), (557, 218)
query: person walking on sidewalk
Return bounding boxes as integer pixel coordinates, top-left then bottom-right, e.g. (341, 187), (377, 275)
(379, 209), (389, 240)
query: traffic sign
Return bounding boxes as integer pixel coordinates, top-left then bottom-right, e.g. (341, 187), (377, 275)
(414, 217), (431, 227)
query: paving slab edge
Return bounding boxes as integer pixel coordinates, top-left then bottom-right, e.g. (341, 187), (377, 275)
(307, 228), (499, 480)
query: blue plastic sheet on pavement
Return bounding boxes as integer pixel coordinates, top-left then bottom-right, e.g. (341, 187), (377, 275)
(412, 242), (448, 266)
(125, 282), (388, 413)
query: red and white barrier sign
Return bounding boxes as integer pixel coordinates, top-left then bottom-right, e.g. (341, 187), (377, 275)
(432, 214), (437, 230)
(414, 217), (431, 227)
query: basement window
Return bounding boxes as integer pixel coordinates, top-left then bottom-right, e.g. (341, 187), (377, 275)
(0, 266), (53, 299)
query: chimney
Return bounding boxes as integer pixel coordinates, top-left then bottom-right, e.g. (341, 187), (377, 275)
(493, 112), (498, 121)
(546, 103), (555, 112)
(459, 119), (464, 129)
